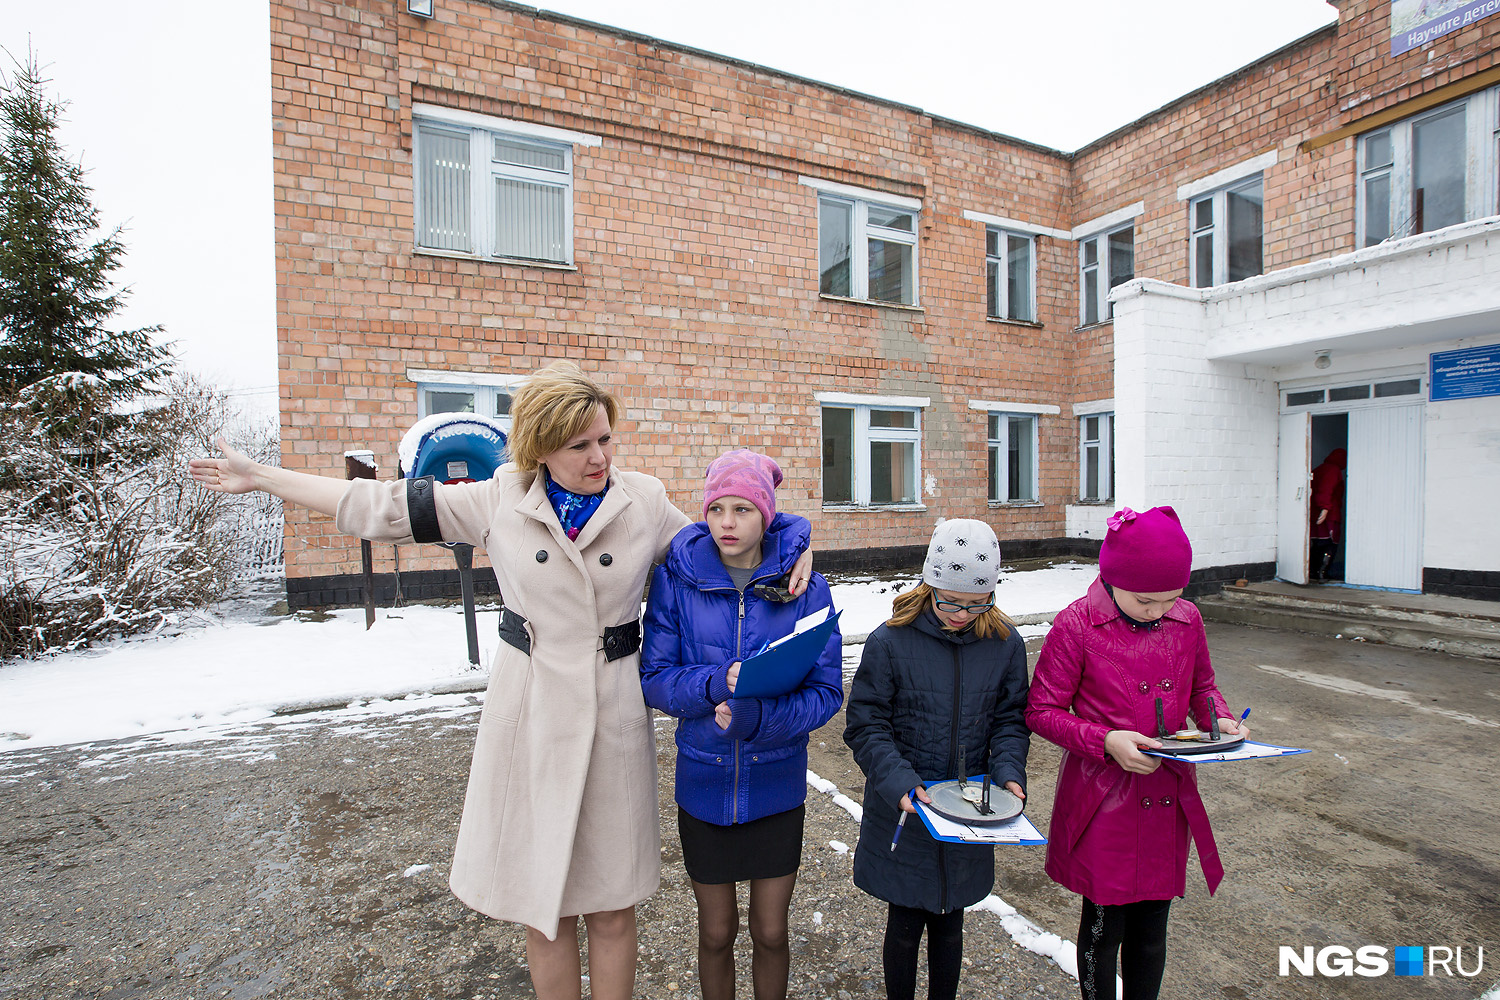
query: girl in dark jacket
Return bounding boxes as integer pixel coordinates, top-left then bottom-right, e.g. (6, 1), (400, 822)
(845, 518), (1030, 1000)
(640, 449), (844, 1000)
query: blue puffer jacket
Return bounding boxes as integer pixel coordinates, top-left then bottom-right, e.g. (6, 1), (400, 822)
(641, 513), (844, 827)
(844, 607), (1030, 914)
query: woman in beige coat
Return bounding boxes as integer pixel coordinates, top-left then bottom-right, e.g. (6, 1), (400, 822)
(190, 362), (811, 1000)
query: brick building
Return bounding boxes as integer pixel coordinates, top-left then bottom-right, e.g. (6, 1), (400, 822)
(271, 0), (1500, 607)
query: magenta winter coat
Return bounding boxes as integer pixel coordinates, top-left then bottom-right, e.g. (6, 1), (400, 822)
(1024, 577), (1234, 905)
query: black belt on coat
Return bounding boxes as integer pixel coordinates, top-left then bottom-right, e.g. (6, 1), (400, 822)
(498, 606), (641, 662)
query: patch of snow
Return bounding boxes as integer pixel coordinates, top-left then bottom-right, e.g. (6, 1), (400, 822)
(828, 840), (848, 855)
(403, 864), (432, 877)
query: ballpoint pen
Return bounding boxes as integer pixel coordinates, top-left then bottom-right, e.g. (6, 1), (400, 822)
(890, 811), (908, 851)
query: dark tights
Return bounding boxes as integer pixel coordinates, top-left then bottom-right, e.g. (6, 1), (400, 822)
(1076, 897), (1172, 1000)
(690, 873), (798, 1000)
(881, 903), (964, 1000)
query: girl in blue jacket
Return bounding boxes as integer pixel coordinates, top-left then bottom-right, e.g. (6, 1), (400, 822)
(641, 449), (844, 1000)
(844, 519), (1030, 1000)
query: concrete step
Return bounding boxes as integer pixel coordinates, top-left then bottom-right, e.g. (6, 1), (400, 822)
(1198, 584), (1500, 661)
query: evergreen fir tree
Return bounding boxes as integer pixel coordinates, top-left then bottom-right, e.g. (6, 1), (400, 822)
(0, 52), (172, 398)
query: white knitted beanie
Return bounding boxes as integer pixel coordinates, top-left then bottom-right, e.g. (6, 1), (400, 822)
(922, 519), (1001, 592)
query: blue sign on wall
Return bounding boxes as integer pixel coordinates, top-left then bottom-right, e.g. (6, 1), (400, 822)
(1391, 0), (1500, 55)
(1430, 344), (1500, 401)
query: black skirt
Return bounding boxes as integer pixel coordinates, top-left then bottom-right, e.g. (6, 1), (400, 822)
(678, 803), (806, 885)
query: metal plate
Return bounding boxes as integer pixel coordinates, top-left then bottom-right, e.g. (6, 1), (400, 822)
(1150, 729), (1248, 756)
(924, 778), (1024, 827)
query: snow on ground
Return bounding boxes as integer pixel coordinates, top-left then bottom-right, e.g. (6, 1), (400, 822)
(0, 561), (1095, 754)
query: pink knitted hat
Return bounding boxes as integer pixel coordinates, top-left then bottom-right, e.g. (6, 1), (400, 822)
(703, 449), (782, 526)
(1099, 506), (1193, 592)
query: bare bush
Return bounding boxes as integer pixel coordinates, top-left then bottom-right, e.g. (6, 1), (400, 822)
(0, 374), (281, 660)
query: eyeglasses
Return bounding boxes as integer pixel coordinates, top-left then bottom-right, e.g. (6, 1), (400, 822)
(933, 599), (994, 614)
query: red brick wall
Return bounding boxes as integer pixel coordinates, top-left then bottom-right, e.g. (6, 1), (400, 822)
(271, 0), (1498, 589)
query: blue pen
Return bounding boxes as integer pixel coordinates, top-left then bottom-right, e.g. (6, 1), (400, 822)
(1241, 707), (1252, 723)
(890, 812), (908, 852)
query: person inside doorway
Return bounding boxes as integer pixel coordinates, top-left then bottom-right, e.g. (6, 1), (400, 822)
(1310, 448), (1346, 582)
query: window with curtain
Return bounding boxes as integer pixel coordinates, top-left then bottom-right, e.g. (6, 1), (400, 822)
(1357, 86), (1499, 247)
(415, 117), (574, 264)
(1189, 177), (1263, 288)
(818, 195), (919, 305)
(985, 228), (1035, 322)
(1079, 413), (1114, 502)
(1078, 224), (1134, 325)
(987, 413), (1037, 502)
(821, 403), (922, 505)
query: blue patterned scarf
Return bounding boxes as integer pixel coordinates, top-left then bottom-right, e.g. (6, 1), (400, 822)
(544, 470), (607, 540)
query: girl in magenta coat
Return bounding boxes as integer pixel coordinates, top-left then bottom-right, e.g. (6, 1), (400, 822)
(1024, 506), (1248, 1000)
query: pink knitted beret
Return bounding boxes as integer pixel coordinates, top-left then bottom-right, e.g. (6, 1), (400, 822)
(703, 449), (782, 526)
(1099, 505), (1193, 592)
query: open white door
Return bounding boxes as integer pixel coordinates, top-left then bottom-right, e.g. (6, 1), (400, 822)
(1277, 411), (1311, 584)
(1345, 405), (1424, 590)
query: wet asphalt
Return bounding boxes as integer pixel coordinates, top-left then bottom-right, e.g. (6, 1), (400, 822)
(2, 621), (1499, 1000)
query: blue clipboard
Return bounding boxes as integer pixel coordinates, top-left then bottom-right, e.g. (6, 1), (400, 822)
(914, 796), (1047, 845)
(1141, 740), (1310, 762)
(733, 609), (841, 699)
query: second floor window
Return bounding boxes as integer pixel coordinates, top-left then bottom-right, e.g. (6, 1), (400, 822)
(1189, 176), (1263, 288)
(819, 196), (919, 305)
(821, 402), (922, 505)
(1358, 86), (1499, 247)
(988, 413), (1038, 502)
(1079, 225), (1134, 325)
(986, 229), (1035, 322)
(415, 113), (576, 264)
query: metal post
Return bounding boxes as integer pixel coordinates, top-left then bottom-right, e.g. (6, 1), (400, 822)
(453, 543), (480, 666)
(345, 451), (378, 630)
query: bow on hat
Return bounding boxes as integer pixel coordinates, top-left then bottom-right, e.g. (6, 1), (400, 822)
(1107, 507), (1137, 532)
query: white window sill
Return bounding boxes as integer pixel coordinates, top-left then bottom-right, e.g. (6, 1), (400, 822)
(989, 500), (1045, 509)
(1074, 499), (1116, 505)
(1074, 320), (1115, 333)
(818, 294), (924, 313)
(821, 503), (929, 513)
(986, 316), (1043, 329)
(413, 247), (579, 271)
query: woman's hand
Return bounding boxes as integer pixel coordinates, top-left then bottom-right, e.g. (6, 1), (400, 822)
(725, 661), (741, 695)
(898, 785), (932, 814)
(1104, 729), (1163, 774)
(1316, 508), (1328, 525)
(788, 549), (814, 596)
(714, 702), (732, 730)
(1217, 717), (1248, 740)
(1003, 781), (1025, 801)
(189, 437), (261, 494)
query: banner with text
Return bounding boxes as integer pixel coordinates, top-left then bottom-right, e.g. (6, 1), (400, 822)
(1391, 0), (1500, 55)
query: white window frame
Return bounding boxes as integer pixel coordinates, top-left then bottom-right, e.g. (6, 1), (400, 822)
(1078, 411), (1115, 503)
(1187, 175), (1264, 288)
(986, 412), (1039, 503)
(984, 228), (1036, 323)
(1356, 86), (1500, 247)
(410, 368), (527, 432)
(412, 105), (601, 266)
(1077, 223), (1135, 326)
(803, 178), (922, 306)
(816, 392), (927, 507)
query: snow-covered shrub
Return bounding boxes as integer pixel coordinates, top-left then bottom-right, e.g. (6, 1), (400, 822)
(0, 374), (280, 659)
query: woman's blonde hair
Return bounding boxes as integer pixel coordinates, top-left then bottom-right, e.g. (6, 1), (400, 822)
(886, 581), (1014, 640)
(506, 361), (621, 473)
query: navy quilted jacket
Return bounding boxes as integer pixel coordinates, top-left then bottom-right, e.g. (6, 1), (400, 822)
(844, 608), (1030, 913)
(641, 514), (844, 826)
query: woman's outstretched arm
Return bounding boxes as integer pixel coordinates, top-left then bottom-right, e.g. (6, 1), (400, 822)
(188, 437), (352, 517)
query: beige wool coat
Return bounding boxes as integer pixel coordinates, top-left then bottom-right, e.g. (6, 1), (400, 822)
(337, 464), (690, 939)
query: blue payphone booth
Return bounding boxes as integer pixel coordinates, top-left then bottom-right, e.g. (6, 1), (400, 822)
(398, 414), (508, 666)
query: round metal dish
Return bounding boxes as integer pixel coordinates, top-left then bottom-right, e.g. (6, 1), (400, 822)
(1150, 730), (1247, 756)
(923, 778), (1024, 827)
